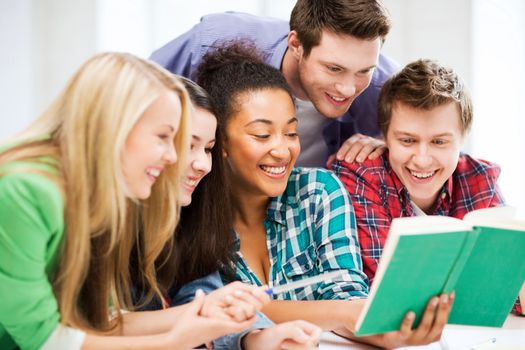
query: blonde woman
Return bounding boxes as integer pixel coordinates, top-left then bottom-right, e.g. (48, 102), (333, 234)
(0, 52), (267, 350)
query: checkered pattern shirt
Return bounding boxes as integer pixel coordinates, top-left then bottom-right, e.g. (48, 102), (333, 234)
(332, 152), (505, 285)
(231, 167), (369, 301)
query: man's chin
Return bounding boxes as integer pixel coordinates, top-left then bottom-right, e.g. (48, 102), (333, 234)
(315, 104), (352, 119)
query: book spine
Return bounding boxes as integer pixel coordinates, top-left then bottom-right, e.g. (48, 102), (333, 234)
(441, 228), (480, 292)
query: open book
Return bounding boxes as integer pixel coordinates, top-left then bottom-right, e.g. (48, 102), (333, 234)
(355, 206), (525, 336)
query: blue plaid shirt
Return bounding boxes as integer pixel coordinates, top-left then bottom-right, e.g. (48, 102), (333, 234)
(230, 168), (368, 301)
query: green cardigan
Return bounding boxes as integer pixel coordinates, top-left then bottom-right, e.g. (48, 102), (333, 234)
(0, 160), (64, 350)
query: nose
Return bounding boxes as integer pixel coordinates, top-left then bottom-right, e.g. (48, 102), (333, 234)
(269, 137), (292, 160)
(164, 142), (177, 164)
(412, 145), (432, 168)
(334, 80), (356, 97)
(192, 151), (212, 174)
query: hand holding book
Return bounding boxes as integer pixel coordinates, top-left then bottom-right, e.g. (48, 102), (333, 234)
(355, 206), (525, 336)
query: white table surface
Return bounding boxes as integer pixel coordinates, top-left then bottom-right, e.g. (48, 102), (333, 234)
(318, 314), (525, 350)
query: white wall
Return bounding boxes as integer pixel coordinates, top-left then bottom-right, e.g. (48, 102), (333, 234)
(1, 0), (523, 206)
(0, 0), (96, 140)
(0, 0), (34, 138)
(471, 0), (525, 208)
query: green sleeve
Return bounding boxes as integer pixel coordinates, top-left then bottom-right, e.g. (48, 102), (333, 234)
(0, 171), (64, 350)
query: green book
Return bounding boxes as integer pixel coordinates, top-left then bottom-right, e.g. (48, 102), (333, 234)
(355, 206), (525, 336)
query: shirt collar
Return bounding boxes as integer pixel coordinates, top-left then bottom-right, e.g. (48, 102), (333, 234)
(266, 190), (289, 225)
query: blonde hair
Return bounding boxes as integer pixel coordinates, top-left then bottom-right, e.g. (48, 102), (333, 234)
(0, 52), (190, 330)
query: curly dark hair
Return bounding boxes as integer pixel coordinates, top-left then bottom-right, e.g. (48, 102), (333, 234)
(196, 40), (294, 136)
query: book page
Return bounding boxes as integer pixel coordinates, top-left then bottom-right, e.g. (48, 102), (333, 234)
(464, 206), (525, 231)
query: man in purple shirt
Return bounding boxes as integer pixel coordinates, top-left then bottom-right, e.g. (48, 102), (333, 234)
(152, 0), (398, 167)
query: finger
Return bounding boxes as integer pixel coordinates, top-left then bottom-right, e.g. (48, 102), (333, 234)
(326, 153), (337, 168)
(277, 323), (310, 344)
(190, 289), (206, 315)
(413, 297), (439, 340)
(343, 142), (363, 163)
(232, 289), (266, 311)
(398, 310), (416, 338)
(354, 143), (377, 163)
(279, 324), (321, 350)
(225, 303), (257, 322)
(250, 286), (271, 305)
(427, 293), (453, 341)
(336, 134), (363, 161)
(292, 320), (323, 337)
(366, 143), (387, 160)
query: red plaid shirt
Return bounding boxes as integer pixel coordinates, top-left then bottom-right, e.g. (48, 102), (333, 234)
(331, 152), (525, 314)
(332, 152), (505, 282)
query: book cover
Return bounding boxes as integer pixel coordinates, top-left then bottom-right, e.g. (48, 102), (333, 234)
(355, 207), (525, 336)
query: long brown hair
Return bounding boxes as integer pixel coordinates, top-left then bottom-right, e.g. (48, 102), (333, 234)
(133, 78), (236, 305)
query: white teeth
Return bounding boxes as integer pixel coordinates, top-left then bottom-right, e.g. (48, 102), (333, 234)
(410, 170), (435, 179)
(328, 94), (346, 102)
(146, 168), (160, 177)
(260, 165), (286, 175)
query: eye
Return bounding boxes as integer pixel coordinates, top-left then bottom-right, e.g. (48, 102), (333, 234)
(253, 134), (270, 139)
(158, 134), (170, 141)
(205, 147), (213, 154)
(358, 68), (374, 75)
(286, 132), (298, 138)
(327, 65), (342, 73)
(433, 139), (448, 145)
(400, 138), (414, 145)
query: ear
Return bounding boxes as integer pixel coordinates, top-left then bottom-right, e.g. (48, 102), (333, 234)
(287, 30), (304, 60)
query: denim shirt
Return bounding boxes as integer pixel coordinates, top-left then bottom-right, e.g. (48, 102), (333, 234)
(151, 12), (398, 167)
(170, 271), (273, 350)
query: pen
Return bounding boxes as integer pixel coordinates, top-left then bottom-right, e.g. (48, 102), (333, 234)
(265, 270), (345, 296)
(465, 337), (496, 350)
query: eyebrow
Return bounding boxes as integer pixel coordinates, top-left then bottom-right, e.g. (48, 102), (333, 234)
(162, 124), (175, 132)
(321, 61), (376, 72)
(244, 117), (298, 127)
(393, 131), (454, 138)
(192, 135), (216, 143)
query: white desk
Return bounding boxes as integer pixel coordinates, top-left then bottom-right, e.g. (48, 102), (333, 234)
(319, 315), (525, 350)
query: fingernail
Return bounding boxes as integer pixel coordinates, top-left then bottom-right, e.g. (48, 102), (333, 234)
(431, 297), (439, 307)
(356, 157), (363, 162)
(441, 294), (449, 304)
(234, 290), (244, 297)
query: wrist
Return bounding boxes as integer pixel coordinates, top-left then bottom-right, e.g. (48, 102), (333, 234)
(241, 329), (263, 350)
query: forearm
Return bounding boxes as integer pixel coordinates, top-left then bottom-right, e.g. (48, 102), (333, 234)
(81, 332), (176, 350)
(261, 299), (364, 331)
(120, 305), (187, 336)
